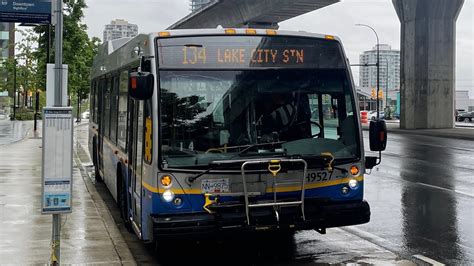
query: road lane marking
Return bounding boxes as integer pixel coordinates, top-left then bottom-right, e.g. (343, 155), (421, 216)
(365, 166), (474, 198)
(412, 254), (445, 266)
(415, 182), (474, 198)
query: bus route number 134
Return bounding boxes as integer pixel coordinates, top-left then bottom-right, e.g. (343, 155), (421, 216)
(182, 47), (206, 65)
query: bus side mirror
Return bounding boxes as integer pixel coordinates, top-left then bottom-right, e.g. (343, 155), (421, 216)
(129, 72), (154, 100)
(369, 119), (387, 151)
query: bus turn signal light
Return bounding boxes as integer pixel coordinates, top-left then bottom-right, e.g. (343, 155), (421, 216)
(266, 29), (277, 35)
(350, 166), (359, 176)
(225, 29), (236, 35)
(159, 31), (170, 37)
(160, 175), (172, 187)
(246, 29), (257, 35)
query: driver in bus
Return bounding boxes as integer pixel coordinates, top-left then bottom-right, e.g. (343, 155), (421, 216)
(257, 93), (312, 142)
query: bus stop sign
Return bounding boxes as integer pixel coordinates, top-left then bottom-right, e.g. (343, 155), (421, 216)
(41, 107), (73, 214)
(0, 0), (52, 24)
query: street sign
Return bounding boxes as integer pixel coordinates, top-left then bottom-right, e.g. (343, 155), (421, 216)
(0, 0), (52, 24)
(41, 107), (73, 214)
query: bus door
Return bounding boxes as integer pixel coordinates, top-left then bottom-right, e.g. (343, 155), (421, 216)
(128, 99), (144, 230)
(97, 79), (105, 173)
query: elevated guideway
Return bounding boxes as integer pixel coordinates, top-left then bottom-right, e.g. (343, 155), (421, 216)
(168, 0), (339, 30)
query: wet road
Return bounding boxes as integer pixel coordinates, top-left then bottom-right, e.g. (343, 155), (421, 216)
(358, 132), (474, 265)
(75, 124), (474, 264)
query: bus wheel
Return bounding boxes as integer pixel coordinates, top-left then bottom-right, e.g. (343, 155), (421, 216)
(118, 167), (132, 232)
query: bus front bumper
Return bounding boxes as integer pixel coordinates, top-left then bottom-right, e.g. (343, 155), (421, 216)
(152, 200), (370, 237)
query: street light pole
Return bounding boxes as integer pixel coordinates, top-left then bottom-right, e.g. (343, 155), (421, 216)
(382, 57), (389, 110)
(356, 24), (380, 119)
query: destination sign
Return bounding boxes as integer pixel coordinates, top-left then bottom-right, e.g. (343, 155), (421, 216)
(157, 36), (345, 69)
(0, 0), (52, 24)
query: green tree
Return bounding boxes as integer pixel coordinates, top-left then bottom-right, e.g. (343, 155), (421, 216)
(34, 0), (101, 113)
(15, 28), (40, 107)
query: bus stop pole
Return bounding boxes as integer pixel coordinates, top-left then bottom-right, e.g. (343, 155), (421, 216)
(52, 0), (64, 264)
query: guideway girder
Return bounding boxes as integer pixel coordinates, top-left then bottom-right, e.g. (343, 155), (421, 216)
(168, 0), (339, 30)
(393, 0), (464, 129)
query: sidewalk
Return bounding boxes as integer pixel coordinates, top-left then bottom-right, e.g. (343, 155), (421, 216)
(0, 120), (135, 264)
(0, 120), (33, 145)
(363, 120), (474, 141)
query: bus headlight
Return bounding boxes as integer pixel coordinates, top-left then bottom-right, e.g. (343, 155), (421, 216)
(162, 190), (175, 202)
(348, 179), (359, 190)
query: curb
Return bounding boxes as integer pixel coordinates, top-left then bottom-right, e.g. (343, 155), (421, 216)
(73, 131), (137, 265)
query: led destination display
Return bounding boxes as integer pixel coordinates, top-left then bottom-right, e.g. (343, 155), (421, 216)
(157, 35), (346, 69)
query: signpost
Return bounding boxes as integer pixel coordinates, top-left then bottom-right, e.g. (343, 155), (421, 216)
(0, 0), (52, 24)
(0, 0), (66, 264)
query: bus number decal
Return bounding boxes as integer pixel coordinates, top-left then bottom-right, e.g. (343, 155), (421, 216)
(306, 172), (330, 183)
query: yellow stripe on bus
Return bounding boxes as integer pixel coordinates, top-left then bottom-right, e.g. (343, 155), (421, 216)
(142, 176), (364, 195)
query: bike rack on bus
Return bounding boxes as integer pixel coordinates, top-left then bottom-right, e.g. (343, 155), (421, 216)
(240, 158), (308, 225)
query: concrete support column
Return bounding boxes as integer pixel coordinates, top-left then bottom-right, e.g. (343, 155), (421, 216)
(393, 0), (464, 129)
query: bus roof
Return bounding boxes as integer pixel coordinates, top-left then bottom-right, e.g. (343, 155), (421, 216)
(150, 28), (341, 42)
(91, 28), (343, 79)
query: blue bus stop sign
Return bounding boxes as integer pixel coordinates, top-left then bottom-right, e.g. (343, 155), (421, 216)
(0, 0), (52, 24)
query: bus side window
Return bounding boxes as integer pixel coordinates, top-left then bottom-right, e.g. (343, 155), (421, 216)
(110, 75), (119, 143)
(90, 81), (95, 123)
(103, 78), (112, 138)
(93, 81), (99, 124)
(117, 70), (129, 151)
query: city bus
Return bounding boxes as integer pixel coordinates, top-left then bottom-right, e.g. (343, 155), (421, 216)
(89, 28), (387, 242)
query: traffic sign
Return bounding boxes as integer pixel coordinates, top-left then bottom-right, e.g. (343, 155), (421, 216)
(0, 0), (52, 24)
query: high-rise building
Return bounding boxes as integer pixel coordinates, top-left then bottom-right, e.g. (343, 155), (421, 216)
(0, 23), (14, 114)
(359, 44), (400, 106)
(103, 19), (138, 42)
(0, 23), (14, 60)
(190, 0), (213, 12)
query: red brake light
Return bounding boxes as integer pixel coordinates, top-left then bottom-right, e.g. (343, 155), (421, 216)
(131, 77), (137, 90)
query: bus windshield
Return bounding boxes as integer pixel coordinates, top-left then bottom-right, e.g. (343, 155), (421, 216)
(157, 36), (360, 168)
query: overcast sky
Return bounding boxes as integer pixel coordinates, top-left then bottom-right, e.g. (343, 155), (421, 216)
(83, 0), (474, 96)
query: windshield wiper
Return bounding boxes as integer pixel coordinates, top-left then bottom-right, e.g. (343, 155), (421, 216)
(187, 160), (242, 183)
(165, 148), (198, 157)
(234, 141), (287, 157)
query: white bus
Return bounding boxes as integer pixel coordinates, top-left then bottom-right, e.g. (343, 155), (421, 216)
(89, 28), (387, 242)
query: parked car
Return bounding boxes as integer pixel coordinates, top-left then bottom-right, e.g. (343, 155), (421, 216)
(457, 111), (473, 122)
(81, 111), (90, 119)
(369, 111), (384, 120)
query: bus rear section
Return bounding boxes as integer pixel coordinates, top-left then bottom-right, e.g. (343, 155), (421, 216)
(144, 31), (370, 237)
